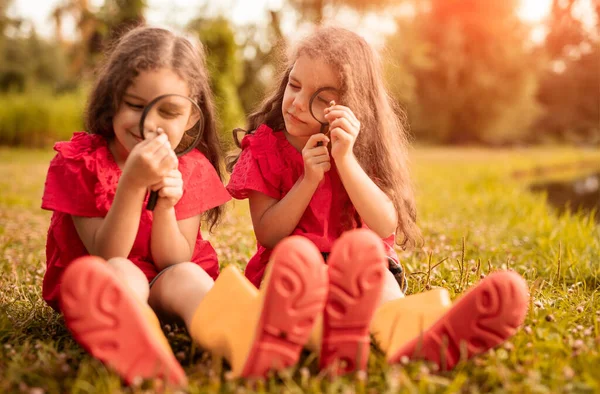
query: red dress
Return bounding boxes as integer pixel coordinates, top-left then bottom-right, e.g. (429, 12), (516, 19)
(227, 124), (399, 288)
(41, 132), (231, 311)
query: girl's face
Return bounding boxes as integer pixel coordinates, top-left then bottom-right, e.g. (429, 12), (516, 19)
(282, 55), (340, 145)
(111, 68), (190, 164)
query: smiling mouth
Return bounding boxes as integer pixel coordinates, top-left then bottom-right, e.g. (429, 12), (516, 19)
(129, 131), (142, 141)
(287, 112), (306, 124)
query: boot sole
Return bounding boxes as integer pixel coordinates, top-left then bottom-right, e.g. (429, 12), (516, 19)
(59, 256), (187, 386)
(388, 270), (529, 370)
(320, 229), (387, 375)
(241, 236), (328, 377)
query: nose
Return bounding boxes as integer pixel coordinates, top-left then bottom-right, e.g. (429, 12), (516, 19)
(141, 113), (161, 140)
(291, 91), (309, 112)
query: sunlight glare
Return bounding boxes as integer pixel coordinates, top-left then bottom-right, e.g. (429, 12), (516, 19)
(518, 0), (553, 23)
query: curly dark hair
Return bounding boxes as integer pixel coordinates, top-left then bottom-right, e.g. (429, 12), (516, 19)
(85, 26), (224, 230)
(227, 26), (421, 247)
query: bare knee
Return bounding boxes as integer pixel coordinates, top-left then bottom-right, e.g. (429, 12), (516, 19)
(380, 269), (404, 304)
(148, 262), (214, 323)
(106, 257), (150, 301)
(157, 262), (214, 294)
(151, 262), (214, 305)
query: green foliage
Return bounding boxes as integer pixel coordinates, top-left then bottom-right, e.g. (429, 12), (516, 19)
(0, 0), (598, 147)
(0, 33), (70, 92)
(536, 48), (600, 144)
(235, 17), (286, 117)
(0, 90), (85, 147)
(189, 17), (245, 147)
(101, 0), (147, 40)
(1, 147), (600, 392)
(387, 0), (542, 145)
(535, 0), (600, 144)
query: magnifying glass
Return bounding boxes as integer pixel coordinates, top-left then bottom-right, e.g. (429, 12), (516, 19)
(309, 87), (339, 146)
(139, 94), (204, 210)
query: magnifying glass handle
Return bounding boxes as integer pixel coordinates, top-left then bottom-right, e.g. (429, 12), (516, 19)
(147, 191), (159, 210)
(316, 123), (327, 147)
(145, 127), (164, 210)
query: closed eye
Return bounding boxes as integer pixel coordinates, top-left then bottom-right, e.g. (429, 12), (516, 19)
(125, 102), (144, 110)
(317, 96), (330, 105)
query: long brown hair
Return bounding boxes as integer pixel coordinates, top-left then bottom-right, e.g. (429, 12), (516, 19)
(86, 26), (224, 230)
(228, 26), (421, 248)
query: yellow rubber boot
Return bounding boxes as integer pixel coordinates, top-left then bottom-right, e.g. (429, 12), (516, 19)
(305, 315), (323, 353)
(385, 271), (529, 371)
(370, 288), (452, 358)
(190, 236), (328, 378)
(189, 265), (259, 376)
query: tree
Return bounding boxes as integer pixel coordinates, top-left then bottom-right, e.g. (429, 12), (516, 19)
(188, 17), (245, 144)
(51, 0), (104, 79)
(102, 0), (146, 41)
(236, 10), (286, 115)
(535, 0), (600, 144)
(0, 32), (69, 92)
(51, 0), (147, 80)
(0, 1), (68, 92)
(388, 0), (542, 144)
(0, 0), (17, 37)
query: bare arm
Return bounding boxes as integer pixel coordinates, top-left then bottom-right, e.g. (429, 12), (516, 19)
(151, 208), (201, 270)
(147, 166), (201, 269)
(72, 181), (146, 259)
(72, 132), (179, 260)
(327, 105), (397, 237)
(336, 155), (397, 237)
(249, 133), (331, 249)
(249, 177), (318, 249)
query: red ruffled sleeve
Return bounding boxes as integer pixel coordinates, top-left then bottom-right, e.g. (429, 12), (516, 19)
(175, 149), (231, 220)
(42, 132), (116, 217)
(227, 124), (286, 200)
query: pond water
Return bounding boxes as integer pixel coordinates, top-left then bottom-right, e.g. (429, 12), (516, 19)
(530, 172), (600, 222)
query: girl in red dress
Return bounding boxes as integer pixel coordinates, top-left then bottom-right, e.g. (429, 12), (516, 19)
(42, 26), (329, 386)
(227, 26), (530, 374)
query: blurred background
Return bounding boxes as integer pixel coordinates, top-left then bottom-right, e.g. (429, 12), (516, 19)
(1, 4), (600, 391)
(0, 0), (598, 148)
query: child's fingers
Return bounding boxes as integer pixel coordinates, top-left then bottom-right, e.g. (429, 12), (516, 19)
(320, 162), (331, 172)
(302, 145), (329, 162)
(308, 155), (330, 165)
(157, 148), (178, 170)
(164, 169), (182, 179)
(329, 117), (358, 137)
(148, 172), (182, 191)
(158, 186), (183, 199)
(330, 127), (352, 143)
(305, 145), (329, 157)
(325, 105), (359, 123)
(163, 175), (183, 187)
(148, 181), (164, 192)
(304, 133), (330, 149)
(325, 110), (360, 129)
(325, 108), (360, 128)
(143, 140), (172, 169)
(145, 132), (170, 153)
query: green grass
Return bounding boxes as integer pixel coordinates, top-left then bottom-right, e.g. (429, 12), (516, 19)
(1, 146), (600, 393)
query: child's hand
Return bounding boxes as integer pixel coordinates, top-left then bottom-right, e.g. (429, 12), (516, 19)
(302, 133), (331, 185)
(324, 105), (361, 162)
(122, 132), (178, 189)
(150, 169), (184, 210)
